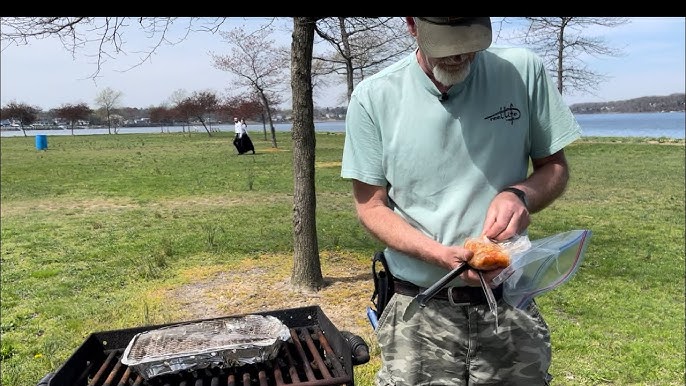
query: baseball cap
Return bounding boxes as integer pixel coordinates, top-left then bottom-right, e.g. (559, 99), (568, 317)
(414, 17), (492, 58)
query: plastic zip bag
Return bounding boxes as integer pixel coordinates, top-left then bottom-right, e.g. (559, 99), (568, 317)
(492, 229), (592, 309)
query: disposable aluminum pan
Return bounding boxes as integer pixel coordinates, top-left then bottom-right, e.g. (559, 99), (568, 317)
(120, 314), (291, 380)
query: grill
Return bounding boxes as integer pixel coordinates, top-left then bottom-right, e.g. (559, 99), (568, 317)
(38, 306), (370, 386)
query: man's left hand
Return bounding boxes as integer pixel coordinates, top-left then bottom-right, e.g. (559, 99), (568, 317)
(481, 191), (530, 241)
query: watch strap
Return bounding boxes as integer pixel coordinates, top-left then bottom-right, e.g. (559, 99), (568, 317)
(501, 187), (528, 209)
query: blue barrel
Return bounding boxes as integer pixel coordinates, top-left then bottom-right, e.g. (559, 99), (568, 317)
(35, 135), (48, 150)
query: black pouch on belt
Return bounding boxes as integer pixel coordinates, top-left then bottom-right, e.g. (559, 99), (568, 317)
(371, 251), (395, 317)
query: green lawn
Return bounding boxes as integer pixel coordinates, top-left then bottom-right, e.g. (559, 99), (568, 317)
(1, 131), (684, 386)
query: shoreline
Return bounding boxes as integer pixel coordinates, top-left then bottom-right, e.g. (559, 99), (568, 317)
(1, 113), (683, 141)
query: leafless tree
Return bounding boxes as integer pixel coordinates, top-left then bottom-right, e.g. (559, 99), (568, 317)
(291, 17), (324, 290)
(314, 17), (415, 102)
(166, 89), (189, 107)
(94, 87), (123, 134)
(514, 17), (630, 97)
(1, 101), (40, 137)
(211, 26), (288, 148)
(309, 58), (333, 106)
(54, 103), (92, 135)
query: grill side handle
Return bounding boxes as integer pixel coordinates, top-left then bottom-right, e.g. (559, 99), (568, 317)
(36, 372), (53, 386)
(341, 331), (370, 365)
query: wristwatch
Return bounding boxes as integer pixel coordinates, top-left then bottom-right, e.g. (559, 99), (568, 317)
(501, 187), (529, 209)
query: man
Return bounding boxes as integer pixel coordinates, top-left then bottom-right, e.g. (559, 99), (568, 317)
(340, 17), (581, 385)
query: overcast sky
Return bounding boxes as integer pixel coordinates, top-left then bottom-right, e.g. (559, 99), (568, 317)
(1, 17), (684, 111)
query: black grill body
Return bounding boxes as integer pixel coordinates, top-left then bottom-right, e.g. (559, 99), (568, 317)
(41, 306), (368, 386)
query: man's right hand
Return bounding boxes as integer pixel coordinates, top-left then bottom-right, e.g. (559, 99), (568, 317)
(440, 245), (503, 287)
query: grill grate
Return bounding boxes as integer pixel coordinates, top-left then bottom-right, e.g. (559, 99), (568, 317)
(44, 306), (364, 386)
(81, 325), (351, 386)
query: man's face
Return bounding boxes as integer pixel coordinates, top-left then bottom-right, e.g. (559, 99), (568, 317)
(428, 52), (476, 87)
(406, 18), (480, 87)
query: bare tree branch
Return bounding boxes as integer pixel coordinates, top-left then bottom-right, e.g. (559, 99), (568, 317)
(313, 17), (415, 102)
(506, 17), (630, 97)
(210, 26), (288, 148)
(94, 86), (123, 134)
(1, 17), (228, 80)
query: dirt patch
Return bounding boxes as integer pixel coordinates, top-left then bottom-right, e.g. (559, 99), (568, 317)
(0, 195), (287, 217)
(166, 250), (377, 341)
(0, 197), (139, 217)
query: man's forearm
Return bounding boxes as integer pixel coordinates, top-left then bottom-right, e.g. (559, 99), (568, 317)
(514, 152), (570, 213)
(357, 204), (446, 266)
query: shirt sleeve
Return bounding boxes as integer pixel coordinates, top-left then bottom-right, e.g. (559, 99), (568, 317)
(340, 94), (387, 186)
(529, 58), (582, 159)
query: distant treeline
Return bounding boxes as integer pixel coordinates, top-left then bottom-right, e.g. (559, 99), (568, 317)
(570, 93), (685, 114)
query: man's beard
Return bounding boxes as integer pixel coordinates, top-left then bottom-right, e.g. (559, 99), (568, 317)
(432, 60), (471, 87)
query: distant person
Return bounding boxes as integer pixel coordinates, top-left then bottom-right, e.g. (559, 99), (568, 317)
(233, 117), (255, 155)
(239, 118), (255, 155)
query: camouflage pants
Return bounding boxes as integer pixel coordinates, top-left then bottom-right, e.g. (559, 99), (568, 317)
(374, 292), (552, 386)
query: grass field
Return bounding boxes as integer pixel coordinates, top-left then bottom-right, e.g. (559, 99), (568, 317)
(1, 131), (684, 386)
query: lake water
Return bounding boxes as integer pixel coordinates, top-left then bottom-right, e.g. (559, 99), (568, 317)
(1, 112), (684, 139)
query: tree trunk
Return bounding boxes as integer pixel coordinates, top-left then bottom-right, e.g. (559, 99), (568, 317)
(197, 117), (213, 136)
(337, 17), (355, 102)
(259, 92), (278, 148)
(290, 17), (324, 291)
(557, 27), (564, 94)
(261, 112), (268, 141)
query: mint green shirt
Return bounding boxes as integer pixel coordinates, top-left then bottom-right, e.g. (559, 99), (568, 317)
(341, 47), (582, 288)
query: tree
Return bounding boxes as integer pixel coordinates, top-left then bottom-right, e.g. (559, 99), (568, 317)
(1, 101), (40, 137)
(95, 87), (123, 134)
(290, 17), (324, 290)
(514, 17), (630, 97)
(167, 89), (189, 108)
(220, 95), (268, 139)
(148, 105), (174, 132)
(172, 98), (198, 135)
(186, 91), (220, 136)
(211, 26), (289, 148)
(166, 89), (190, 132)
(314, 17), (415, 102)
(54, 103), (92, 135)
